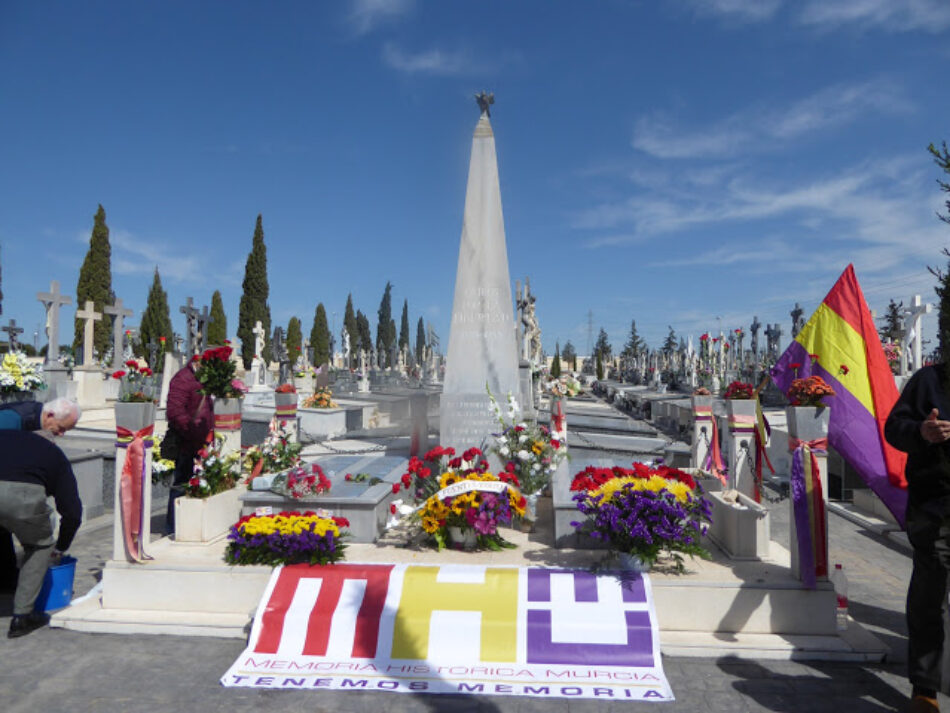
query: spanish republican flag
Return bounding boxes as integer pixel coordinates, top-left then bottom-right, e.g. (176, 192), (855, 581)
(770, 265), (908, 526)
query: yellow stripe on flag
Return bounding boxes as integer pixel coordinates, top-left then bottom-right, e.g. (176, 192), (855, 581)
(794, 303), (873, 415)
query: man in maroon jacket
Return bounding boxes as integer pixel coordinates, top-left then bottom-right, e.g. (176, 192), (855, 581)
(165, 358), (214, 533)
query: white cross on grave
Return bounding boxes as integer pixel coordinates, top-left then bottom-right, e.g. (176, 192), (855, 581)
(36, 280), (72, 362)
(76, 300), (103, 368)
(901, 294), (932, 375)
(2, 318), (24, 352)
(103, 298), (134, 370)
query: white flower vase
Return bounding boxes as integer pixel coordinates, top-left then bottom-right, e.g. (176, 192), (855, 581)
(447, 526), (477, 550)
(617, 552), (651, 573)
(520, 492), (540, 533)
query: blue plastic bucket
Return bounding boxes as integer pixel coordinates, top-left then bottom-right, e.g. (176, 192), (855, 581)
(34, 555), (77, 612)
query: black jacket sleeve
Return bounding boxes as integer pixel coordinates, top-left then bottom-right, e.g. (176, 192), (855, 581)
(884, 368), (931, 455)
(48, 447), (83, 551)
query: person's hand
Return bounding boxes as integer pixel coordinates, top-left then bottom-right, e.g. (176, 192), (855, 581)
(920, 409), (950, 443)
(49, 549), (63, 565)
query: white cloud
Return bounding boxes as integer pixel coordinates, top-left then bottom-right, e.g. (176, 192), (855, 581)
(632, 80), (910, 159)
(799, 0), (950, 33)
(346, 0), (414, 36)
(111, 230), (203, 284)
(682, 0), (783, 22)
(382, 43), (469, 76)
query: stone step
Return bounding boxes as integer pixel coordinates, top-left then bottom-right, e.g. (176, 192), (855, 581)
(52, 597), (251, 638)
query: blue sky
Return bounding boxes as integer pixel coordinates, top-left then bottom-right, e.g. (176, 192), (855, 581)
(2, 0), (949, 357)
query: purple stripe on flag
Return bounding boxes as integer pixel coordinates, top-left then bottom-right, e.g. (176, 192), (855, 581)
(772, 341), (907, 525)
(526, 568), (645, 604)
(525, 610), (654, 667)
(790, 448), (816, 589)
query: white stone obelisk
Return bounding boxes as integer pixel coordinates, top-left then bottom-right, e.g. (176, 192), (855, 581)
(440, 94), (521, 453)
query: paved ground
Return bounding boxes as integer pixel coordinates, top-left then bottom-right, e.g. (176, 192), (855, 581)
(0, 492), (941, 712)
(0, 394), (944, 712)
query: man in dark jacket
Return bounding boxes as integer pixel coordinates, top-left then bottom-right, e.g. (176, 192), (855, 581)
(0, 397), (81, 592)
(165, 359), (214, 532)
(885, 364), (950, 713)
(0, 430), (83, 637)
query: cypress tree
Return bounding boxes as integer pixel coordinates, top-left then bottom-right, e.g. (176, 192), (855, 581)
(74, 204), (113, 361)
(596, 350), (604, 380)
(286, 317), (302, 363)
(138, 268), (173, 369)
(551, 342), (562, 378)
(237, 214), (272, 369)
(311, 303), (330, 366)
(207, 290), (227, 346)
(929, 141), (950, 361)
(595, 327), (613, 361)
(416, 317), (426, 363)
(662, 326), (677, 355)
(376, 282), (395, 366)
(399, 299), (410, 352)
(343, 294), (358, 367)
(356, 310), (372, 355)
(562, 340), (577, 371)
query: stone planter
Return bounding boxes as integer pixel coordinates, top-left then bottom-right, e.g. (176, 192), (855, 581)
(723, 398), (758, 498)
(708, 490), (770, 560)
(214, 397), (243, 457)
(785, 405), (830, 584)
(114, 401), (156, 432)
(274, 391), (298, 423)
(689, 395), (713, 469)
(174, 486), (244, 543)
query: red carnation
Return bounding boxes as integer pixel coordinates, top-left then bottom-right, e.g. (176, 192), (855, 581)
(111, 370), (126, 380)
(392, 483), (401, 494)
(389, 503), (397, 515)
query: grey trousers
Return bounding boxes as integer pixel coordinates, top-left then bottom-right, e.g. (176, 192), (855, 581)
(0, 481), (54, 615)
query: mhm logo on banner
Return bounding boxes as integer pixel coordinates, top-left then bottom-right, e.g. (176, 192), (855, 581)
(221, 563), (673, 701)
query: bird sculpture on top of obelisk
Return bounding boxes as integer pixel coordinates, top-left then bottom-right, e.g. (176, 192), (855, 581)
(440, 92), (521, 454)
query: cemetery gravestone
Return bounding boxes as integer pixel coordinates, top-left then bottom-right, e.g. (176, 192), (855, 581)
(103, 298), (134, 371)
(36, 280), (72, 363)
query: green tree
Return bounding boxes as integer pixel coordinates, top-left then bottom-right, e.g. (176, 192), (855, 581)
(596, 350), (604, 380)
(73, 204), (113, 361)
(398, 299), (410, 352)
(376, 282), (395, 367)
(415, 317), (426, 364)
(620, 320), (645, 360)
(551, 342), (562, 378)
(562, 340), (577, 371)
(138, 268), (173, 369)
(878, 299), (904, 344)
(356, 310), (372, 355)
(237, 214), (272, 369)
(662, 326), (677, 355)
(928, 141), (950, 360)
(207, 290), (227, 346)
(595, 328), (613, 361)
(310, 303), (330, 366)
(286, 316), (302, 363)
(343, 294), (358, 366)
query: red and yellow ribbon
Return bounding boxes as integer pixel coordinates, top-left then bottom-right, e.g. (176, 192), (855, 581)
(116, 424), (155, 563)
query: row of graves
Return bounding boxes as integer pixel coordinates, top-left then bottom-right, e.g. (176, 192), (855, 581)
(44, 98), (893, 703)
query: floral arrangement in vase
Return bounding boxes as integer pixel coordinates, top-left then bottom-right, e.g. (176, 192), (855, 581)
(195, 345), (244, 398)
(417, 470), (526, 550)
(488, 390), (566, 496)
(224, 510), (349, 566)
(543, 375), (582, 398)
(882, 342), (901, 374)
(182, 434), (241, 498)
(111, 360), (156, 403)
(243, 418), (303, 481)
(275, 382), (296, 394)
(786, 375), (836, 407)
(692, 387), (711, 396)
(570, 462), (712, 572)
(151, 436), (175, 485)
(273, 463), (332, 499)
(302, 387), (338, 409)
(0, 352), (45, 394)
(722, 380), (754, 400)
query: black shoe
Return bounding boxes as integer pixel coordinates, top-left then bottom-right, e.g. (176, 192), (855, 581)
(7, 612), (50, 638)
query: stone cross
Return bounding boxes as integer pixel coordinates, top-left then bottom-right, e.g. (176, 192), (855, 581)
(103, 298), (134, 370)
(2, 318), (24, 352)
(901, 294), (933, 374)
(302, 339), (311, 368)
(36, 280), (72, 362)
(252, 320), (266, 360)
(790, 302), (805, 338)
(764, 323), (783, 360)
(76, 300), (102, 367)
(179, 297), (199, 356)
(195, 304), (210, 352)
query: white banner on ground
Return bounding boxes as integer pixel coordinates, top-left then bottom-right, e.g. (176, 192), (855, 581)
(221, 563), (673, 701)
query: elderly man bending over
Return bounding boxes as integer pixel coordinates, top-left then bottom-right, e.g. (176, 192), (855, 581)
(0, 397), (81, 436)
